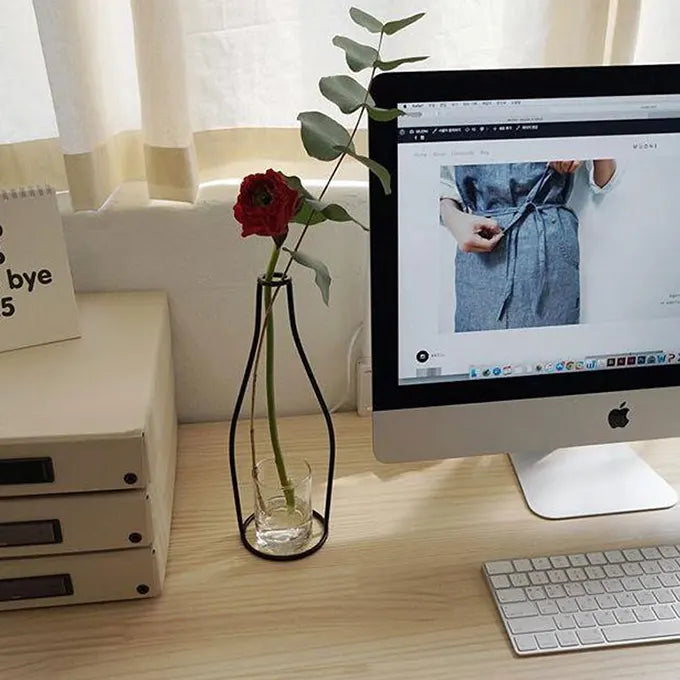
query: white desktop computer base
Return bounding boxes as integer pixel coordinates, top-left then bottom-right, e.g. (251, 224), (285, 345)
(509, 443), (678, 519)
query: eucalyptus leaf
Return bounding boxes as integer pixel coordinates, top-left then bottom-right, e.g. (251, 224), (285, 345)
(375, 56), (428, 71)
(349, 7), (383, 33)
(336, 146), (391, 195)
(366, 105), (403, 122)
(332, 35), (378, 72)
(383, 12), (426, 35)
(284, 247), (332, 306)
(306, 199), (368, 231)
(282, 173), (314, 200)
(291, 200), (327, 226)
(319, 75), (374, 114)
(282, 174), (326, 224)
(297, 111), (354, 161)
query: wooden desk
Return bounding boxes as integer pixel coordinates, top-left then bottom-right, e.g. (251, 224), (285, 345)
(6, 413), (680, 679)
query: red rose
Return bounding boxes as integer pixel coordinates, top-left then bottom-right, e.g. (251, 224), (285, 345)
(233, 169), (300, 243)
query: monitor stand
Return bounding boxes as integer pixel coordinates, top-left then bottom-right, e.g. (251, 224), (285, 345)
(509, 443), (678, 519)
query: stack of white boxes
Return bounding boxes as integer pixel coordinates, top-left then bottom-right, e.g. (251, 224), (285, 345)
(0, 292), (177, 610)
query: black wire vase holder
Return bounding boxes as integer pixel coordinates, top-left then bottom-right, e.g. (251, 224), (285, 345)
(228, 273), (336, 561)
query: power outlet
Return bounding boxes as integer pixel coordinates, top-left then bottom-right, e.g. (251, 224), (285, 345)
(356, 357), (372, 417)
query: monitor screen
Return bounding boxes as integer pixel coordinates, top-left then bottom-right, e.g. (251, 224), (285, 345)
(396, 93), (680, 387)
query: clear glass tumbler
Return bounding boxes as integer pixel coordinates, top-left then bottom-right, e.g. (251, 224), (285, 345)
(253, 457), (312, 555)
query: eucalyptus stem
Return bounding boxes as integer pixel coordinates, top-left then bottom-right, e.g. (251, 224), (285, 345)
(247, 30), (384, 507)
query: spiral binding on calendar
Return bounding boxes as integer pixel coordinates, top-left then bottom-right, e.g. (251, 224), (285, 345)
(0, 185), (53, 201)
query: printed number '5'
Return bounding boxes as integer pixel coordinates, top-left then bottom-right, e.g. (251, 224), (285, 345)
(1, 296), (15, 318)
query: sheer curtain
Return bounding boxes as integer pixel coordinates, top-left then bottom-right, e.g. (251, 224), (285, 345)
(0, 0), (676, 210)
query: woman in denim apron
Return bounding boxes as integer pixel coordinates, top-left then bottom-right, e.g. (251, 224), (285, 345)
(440, 160), (616, 332)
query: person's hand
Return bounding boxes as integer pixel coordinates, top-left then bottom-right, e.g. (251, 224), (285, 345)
(441, 203), (503, 253)
(549, 160), (582, 174)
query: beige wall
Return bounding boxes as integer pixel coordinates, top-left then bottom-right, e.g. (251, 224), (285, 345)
(61, 180), (369, 422)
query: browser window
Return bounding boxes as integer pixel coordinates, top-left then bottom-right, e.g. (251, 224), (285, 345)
(397, 94), (680, 385)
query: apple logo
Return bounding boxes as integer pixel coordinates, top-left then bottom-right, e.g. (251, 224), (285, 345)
(608, 402), (630, 429)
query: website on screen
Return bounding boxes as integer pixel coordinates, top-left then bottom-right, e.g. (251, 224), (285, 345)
(397, 95), (680, 384)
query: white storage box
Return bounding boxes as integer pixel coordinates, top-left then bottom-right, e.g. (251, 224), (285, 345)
(0, 292), (176, 497)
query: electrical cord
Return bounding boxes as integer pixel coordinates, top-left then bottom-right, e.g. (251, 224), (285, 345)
(329, 323), (364, 414)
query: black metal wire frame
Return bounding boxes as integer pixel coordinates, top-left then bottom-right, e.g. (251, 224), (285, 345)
(228, 274), (336, 561)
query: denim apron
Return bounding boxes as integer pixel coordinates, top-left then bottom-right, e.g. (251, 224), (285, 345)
(453, 162), (580, 332)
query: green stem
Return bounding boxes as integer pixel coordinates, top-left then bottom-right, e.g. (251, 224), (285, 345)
(263, 246), (295, 510)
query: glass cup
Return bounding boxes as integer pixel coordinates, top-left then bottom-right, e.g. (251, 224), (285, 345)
(253, 457), (312, 555)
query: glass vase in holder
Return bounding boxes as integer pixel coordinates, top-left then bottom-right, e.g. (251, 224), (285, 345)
(228, 273), (335, 560)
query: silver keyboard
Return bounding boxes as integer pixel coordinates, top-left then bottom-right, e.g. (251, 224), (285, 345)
(484, 545), (680, 655)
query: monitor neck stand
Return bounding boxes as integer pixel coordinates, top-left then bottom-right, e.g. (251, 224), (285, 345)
(509, 443), (678, 519)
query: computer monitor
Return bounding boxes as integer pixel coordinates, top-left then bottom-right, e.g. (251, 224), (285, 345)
(368, 65), (680, 520)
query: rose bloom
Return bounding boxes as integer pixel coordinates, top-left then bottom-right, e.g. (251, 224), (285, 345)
(233, 169), (300, 242)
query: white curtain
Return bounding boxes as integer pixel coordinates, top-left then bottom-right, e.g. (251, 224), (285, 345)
(1, 0), (679, 210)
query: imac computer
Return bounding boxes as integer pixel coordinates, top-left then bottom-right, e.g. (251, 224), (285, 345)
(368, 65), (680, 521)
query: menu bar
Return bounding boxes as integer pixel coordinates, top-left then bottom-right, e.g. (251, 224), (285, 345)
(398, 118), (680, 143)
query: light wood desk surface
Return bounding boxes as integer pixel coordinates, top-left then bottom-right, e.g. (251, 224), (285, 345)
(6, 413), (680, 679)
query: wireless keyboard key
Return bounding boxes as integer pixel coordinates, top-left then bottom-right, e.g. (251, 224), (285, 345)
(532, 557), (551, 571)
(577, 628), (605, 645)
(510, 573), (530, 588)
(635, 591), (656, 606)
(586, 552), (607, 565)
(513, 635), (537, 652)
(594, 611), (616, 626)
(585, 566), (606, 579)
(565, 583), (586, 597)
(554, 614), (576, 630)
(537, 600), (559, 616)
(604, 565), (624, 578)
(576, 596), (597, 611)
(595, 594), (617, 609)
(615, 592), (637, 608)
(604, 550), (625, 563)
(643, 570), (664, 587)
(603, 579), (624, 593)
(556, 630), (579, 647)
(508, 616), (556, 635)
(529, 571), (549, 585)
(614, 607), (636, 624)
(545, 585), (566, 599)
(655, 589), (675, 604)
(547, 570), (568, 584)
(526, 587), (546, 601)
(622, 549), (643, 561)
(567, 554), (588, 568)
(497, 588), (526, 603)
(653, 604), (675, 620)
(557, 598), (579, 614)
(633, 606), (655, 622)
(604, 620), (680, 643)
(513, 559), (532, 572)
(490, 575), (511, 589)
(622, 563), (643, 577)
(502, 602), (538, 618)
(584, 581), (605, 595)
(659, 573), (679, 588)
(536, 632), (559, 649)
(574, 612), (596, 628)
